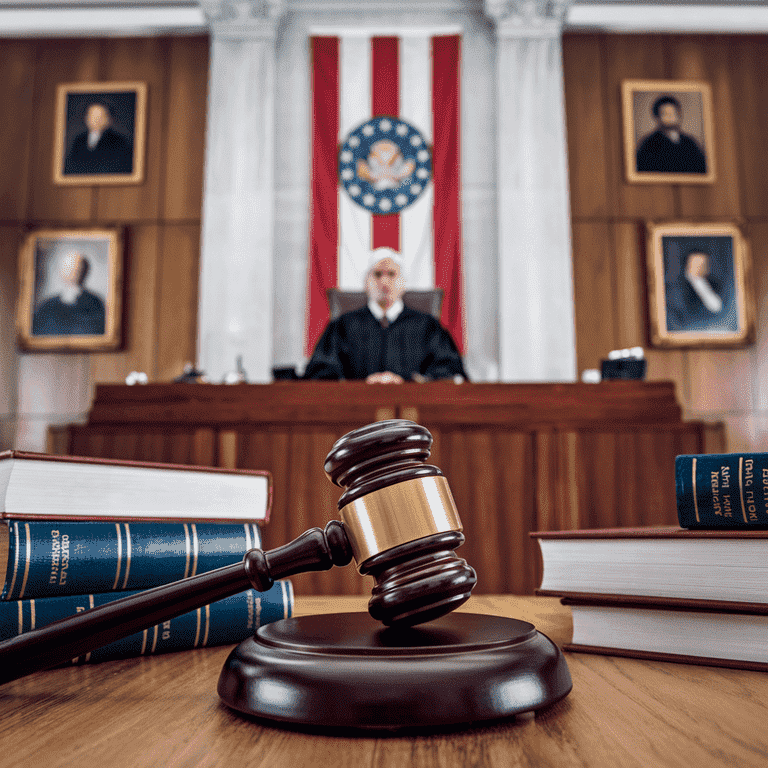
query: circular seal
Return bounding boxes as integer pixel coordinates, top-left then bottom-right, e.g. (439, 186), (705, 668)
(338, 117), (432, 215)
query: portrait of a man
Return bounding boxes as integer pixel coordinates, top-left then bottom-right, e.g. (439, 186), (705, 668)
(646, 223), (753, 348)
(622, 80), (715, 184)
(54, 81), (147, 185)
(16, 229), (122, 352)
(32, 251), (106, 337)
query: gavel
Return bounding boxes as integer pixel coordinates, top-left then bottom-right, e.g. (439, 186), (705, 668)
(0, 420), (476, 685)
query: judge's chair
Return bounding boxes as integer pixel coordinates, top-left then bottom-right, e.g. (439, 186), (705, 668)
(326, 288), (444, 320)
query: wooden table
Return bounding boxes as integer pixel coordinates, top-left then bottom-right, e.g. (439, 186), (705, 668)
(1, 595), (765, 768)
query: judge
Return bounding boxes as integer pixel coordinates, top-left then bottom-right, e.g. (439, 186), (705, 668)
(303, 249), (467, 383)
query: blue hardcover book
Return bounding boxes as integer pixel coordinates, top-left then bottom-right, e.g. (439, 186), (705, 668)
(676, 453), (768, 528)
(0, 580), (293, 664)
(1, 520), (262, 600)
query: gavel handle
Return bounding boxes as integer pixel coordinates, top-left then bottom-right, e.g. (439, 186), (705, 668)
(0, 521), (352, 685)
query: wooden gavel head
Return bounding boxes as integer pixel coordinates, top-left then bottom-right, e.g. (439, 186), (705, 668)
(325, 419), (477, 627)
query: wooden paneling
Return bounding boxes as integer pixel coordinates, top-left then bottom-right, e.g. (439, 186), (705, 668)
(155, 223), (200, 382)
(571, 221), (616, 372)
(730, 36), (768, 219)
(564, 33), (763, 450)
(0, 41), (35, 222)
(162, 36), (209, 221)
(563, 34), (610, 219)
(2, 34), (209, 395)
(0, 227), (23, 416)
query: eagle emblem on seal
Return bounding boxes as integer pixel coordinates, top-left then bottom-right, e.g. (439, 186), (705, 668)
(338, 117), (432, 215)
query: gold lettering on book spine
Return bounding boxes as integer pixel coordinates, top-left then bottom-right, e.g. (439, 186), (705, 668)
(739, 456), (748, 523)
(17, 600), (23, 635)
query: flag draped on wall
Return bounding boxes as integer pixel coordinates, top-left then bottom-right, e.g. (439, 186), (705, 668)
(306, 33), (464, 356)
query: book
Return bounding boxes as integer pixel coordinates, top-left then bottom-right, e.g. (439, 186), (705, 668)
(676, 452), (768, 528)
(0, 451), (272, 523)
(562, 596), (768, 671)
(0, 519), (262, 601)
(0, 580), (293, 665)
(532, 526), (768, 610)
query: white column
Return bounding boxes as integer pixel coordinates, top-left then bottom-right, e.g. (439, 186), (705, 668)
(197, 0), (283, 382)
(487, 0), (576, 382)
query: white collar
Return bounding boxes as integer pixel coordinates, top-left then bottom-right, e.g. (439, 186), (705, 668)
(368, 299), (404, 323)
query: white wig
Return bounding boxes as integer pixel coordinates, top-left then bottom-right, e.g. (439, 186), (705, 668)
(366, 248), (405, 273)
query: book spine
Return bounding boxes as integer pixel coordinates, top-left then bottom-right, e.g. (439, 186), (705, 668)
(0, 580), (293, 664)
(676, 453), (768, 528)
(2, 520), (262, 601)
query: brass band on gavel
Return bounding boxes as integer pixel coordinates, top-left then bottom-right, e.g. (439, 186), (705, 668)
(339, 475), (463, 565)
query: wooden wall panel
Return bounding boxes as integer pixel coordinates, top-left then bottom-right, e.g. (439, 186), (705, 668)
(28, 39), (100, 222)
(667, 36), (743, 218)
(162, 36), (209, 221)
(155, 224), (200, 382)
(90, 224), (161, 383)
(613, 220), (646, 347)
(562, 34), (610, 219)
(0, 227), (22, 417)
(571, 221), (616, 371)
(0, 41), (35, 222)
(731, 37), (768, 219)
(95, 37), (170, 222)
(751, 221), (768, 412)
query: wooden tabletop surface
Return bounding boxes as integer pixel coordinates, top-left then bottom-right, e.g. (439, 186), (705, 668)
(1, 595), (767, 768)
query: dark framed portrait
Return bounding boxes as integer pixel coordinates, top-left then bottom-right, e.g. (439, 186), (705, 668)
(53, 81), (147, 185)
(622, 80), (716, 185)
(646, 222), (753, 348)
(16, 229), (123, 352)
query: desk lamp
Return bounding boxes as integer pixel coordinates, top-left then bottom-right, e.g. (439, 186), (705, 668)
(0, 420), (571, 729)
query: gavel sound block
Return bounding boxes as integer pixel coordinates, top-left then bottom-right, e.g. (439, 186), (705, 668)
(0, 420), (571, 730)
(220, 420), (572, 729)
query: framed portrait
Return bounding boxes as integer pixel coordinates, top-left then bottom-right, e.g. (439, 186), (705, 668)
(622, 80), (716, 184)
(16, 228), (123, 352)
(646, 222), (754, 348)
(53, 81), (147, 186)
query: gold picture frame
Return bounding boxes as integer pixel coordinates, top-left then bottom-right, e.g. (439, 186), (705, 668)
(622, 79), (716, 185)
(646, 221), (753, 348)
(53, 81), (147, 186)
(16, 228), (123, 352)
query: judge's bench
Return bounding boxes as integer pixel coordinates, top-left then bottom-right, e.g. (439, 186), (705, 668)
(55, 381), (723, 597)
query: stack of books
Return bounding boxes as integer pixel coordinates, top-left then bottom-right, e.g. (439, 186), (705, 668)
(531, 451), (768, 671)
(0, 450), (293, 666)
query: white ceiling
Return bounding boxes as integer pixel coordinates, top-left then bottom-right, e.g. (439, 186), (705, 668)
(0, 0), (766, 36)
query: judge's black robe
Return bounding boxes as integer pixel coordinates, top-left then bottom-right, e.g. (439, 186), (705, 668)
(303, 305), (468, 381)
